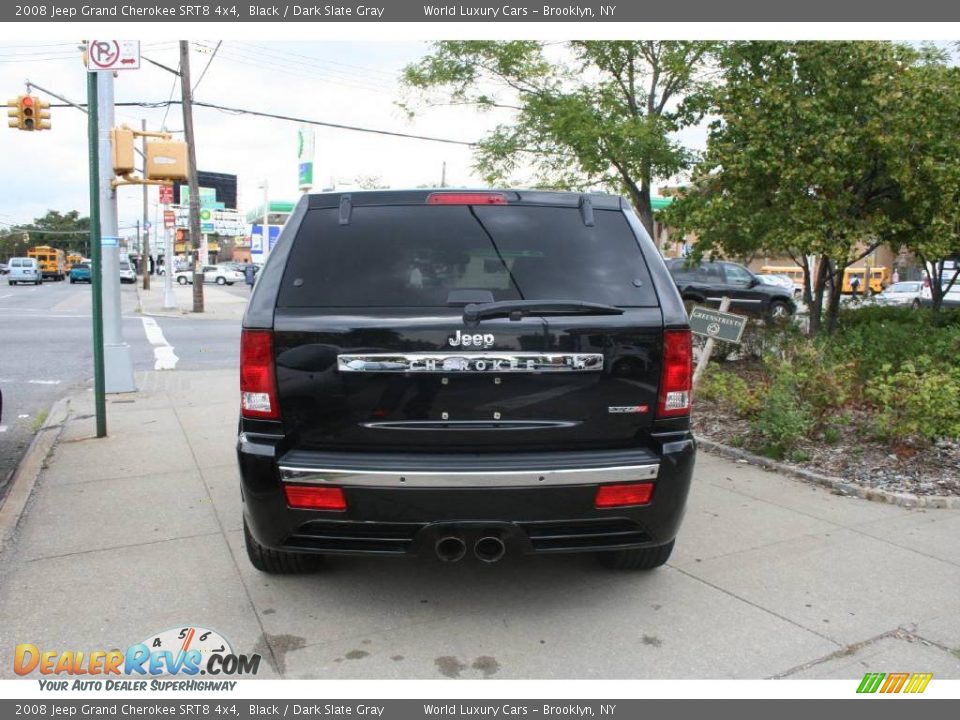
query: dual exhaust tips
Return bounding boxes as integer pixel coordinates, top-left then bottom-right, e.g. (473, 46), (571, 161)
(435, 534), (506, 564)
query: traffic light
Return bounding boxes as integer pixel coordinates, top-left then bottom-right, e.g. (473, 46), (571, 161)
(35, 98), (51, 130)
(7, 97), (21, 129)
(6, 95), (51, 131)
(145, 139), (188, 181)
(111, 126), (136, 175)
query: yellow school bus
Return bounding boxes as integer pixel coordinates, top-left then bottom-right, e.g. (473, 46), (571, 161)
(65, 253), (84, 272)
(842, 267), (889, 295)
(27, 246), (66, 281)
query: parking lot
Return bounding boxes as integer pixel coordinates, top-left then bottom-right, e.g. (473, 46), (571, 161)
(1, 368), (959, 680)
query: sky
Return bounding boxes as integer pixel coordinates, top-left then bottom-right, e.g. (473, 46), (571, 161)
(0, 40), (522, 237)
(3, 37), (953, 243)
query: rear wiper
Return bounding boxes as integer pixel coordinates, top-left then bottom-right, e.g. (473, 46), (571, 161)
(463, 299), (625, 323)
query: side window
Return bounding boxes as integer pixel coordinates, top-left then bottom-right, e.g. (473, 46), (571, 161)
(723, 263), (754, 285)
(697, 263), (724, 283)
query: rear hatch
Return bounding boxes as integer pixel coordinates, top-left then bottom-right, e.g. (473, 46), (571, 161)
(270, 193), (665, 452)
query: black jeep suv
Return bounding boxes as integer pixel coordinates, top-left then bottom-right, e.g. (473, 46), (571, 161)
(665, 259), (796, 320)
(238, 190), (696, 572)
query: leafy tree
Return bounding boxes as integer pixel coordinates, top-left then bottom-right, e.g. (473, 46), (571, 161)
(353, 175), (390, 190)
(665, 41), (926, 335)
(0, 210), (90, 259)
(885, 63), (960, 317)
(403, 41), (719, 236)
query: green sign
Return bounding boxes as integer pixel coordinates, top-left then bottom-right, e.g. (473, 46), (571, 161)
(688, 306), (748, 344)
(179, 186), (218, 208)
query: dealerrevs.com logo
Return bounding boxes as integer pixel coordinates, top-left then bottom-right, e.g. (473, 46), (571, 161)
(15, 626), (261, 691)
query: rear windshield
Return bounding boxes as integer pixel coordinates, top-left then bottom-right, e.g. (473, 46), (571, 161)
(278, 205), (657, 308)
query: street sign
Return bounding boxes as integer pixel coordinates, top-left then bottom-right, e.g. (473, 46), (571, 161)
(689, 306), (748, 344)
(87, 41), (140, 72)
(158, 185), (174, 205)
(163, 210), (175, 229)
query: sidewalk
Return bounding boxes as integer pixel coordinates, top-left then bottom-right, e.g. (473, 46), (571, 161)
(135, 277), (249, 320)
(1, 369), (959, 680)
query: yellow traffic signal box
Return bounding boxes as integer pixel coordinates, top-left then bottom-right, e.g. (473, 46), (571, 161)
(111, 126), (136, 175)
(145, 139), (188, 182)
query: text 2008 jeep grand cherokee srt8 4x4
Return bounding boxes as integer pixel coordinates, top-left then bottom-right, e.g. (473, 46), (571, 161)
(237, 190), (696, 573)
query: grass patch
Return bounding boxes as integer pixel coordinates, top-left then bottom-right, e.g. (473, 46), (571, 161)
(31, 409), (49, 433)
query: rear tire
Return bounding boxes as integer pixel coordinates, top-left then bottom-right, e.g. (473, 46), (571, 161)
(243, 518), (323, 574)
(216, 276), (226, 285)
(177, 276), (188, 285)
(597, 540), (675, 570)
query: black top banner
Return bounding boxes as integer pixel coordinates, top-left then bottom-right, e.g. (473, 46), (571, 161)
(5, 0), (960, 22)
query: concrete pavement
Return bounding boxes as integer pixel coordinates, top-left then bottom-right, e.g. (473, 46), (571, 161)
(137, 277), (250, 320)
(1, 368), (959, 679)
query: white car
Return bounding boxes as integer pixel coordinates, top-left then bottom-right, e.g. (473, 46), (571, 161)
(174, 265), (245, 286)
(119, 260), (137, 284)
(875, 281), (923, 307)
(918, 279), (960, 309)
(757, 273), (801, 297)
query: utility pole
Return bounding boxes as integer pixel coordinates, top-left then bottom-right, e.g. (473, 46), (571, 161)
(141, 118), (150, 290)
(179, 40), (203, 313)
(96, 69), (136, 393)
(86, 70), (106, 438)
(261, 180), (269, 261)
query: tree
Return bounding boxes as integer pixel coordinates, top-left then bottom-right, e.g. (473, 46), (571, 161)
(353, 175), (390, 190)
(665, 41), (926, 335)
(1, 210), (91, 257)
(403, 41), (719, 236)
(885, 63), (960, 317)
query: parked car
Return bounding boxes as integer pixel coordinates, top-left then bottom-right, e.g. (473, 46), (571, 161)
(119, 260), (136, 284)
(221, 261), (259, 275)
(69, 262), (92, 284)
(238, 190), (696, 573)
(665, 259), (796, 320)
(917, 280), (960, 310)
(7, 257), (42, 285)
(875, 281), (923, 307)
(757, 273), (800, 297)
(174, 264), (245, 286)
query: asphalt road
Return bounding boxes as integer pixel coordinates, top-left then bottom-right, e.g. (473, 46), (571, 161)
(0, 277), (241, 487)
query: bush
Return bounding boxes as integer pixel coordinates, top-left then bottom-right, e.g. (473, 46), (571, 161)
(866, 359), (960, 443)
(750, 370), (814, 459)
(695, 304), (960, 453)
(697, 368), (765, 418)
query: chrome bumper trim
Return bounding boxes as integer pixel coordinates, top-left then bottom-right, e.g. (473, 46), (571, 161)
(337, 352), (603, 374)
(278, 463), (659, 488)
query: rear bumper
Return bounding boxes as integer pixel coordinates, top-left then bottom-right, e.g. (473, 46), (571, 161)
(238, 436), (695, 558)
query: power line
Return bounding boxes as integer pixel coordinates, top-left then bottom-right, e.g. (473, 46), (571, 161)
(192, 40), (222, 94)
(49, 99), (478, 147)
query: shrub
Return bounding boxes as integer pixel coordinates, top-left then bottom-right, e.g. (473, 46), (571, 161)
(866, 360), (960, 443)
(751, 370), (814, 459)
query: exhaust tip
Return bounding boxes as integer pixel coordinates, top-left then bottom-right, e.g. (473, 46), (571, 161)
(435, 536), (467, 563)
(474, 535), (506, 564)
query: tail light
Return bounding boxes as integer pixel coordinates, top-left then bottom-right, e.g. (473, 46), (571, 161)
(426, 192), (508, 205)
(657, 329), (692, 418)
(284, 485), (347, 511)
(240, 329), (279, 420)
(595, 482), (655, 508)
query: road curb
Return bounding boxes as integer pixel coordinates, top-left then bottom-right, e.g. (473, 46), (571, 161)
(0, 396), (71, 552)
(696, 437), (960, 509)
